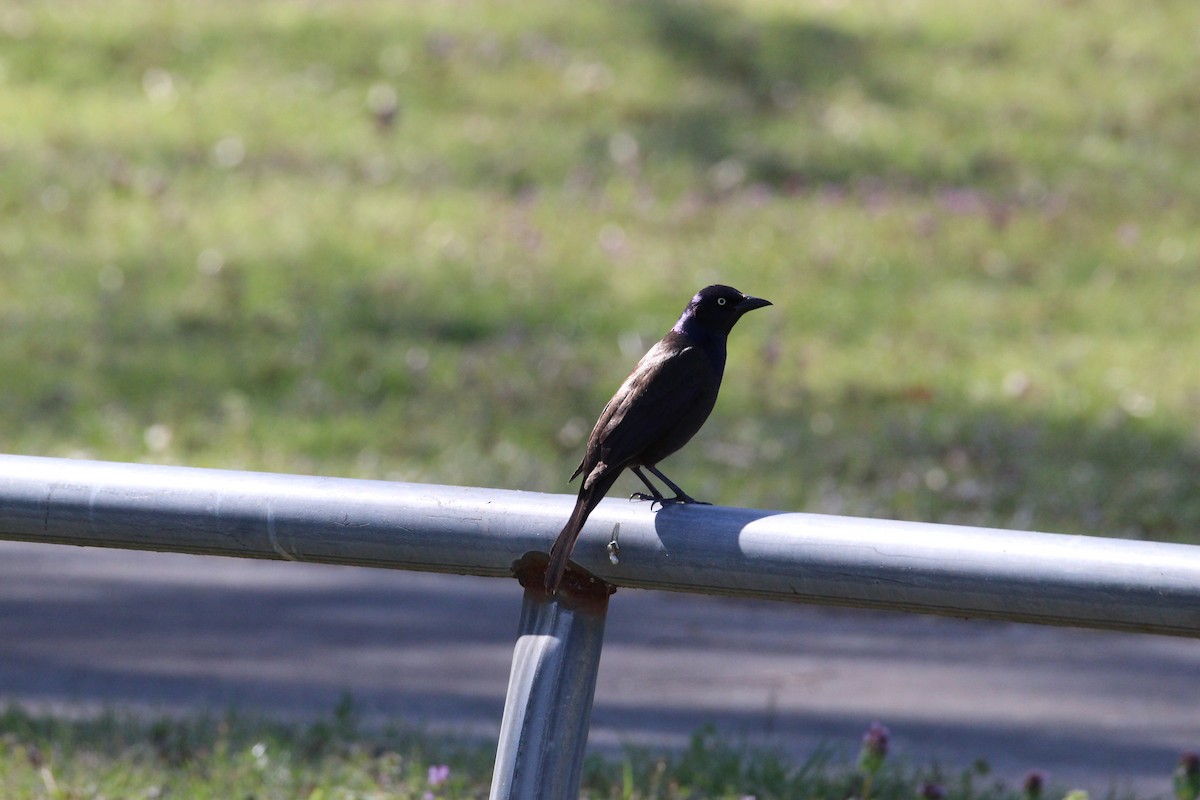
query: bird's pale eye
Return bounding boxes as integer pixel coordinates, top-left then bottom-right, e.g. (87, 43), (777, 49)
(717, 297), (726, 306)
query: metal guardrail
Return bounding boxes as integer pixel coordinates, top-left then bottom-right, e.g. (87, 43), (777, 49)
(3, 454), (1200, 796)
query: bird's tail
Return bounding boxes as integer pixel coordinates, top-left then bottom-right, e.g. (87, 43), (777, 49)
(544, 471), (620, 594)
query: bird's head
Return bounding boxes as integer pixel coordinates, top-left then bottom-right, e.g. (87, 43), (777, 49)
(677, 284), (772, 336)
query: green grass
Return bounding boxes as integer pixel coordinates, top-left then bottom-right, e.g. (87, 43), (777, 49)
(2, 0), (1200, 541)
(0, 705), (1118, 800)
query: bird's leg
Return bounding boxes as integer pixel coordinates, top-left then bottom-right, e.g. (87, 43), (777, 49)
(646, 465), (710, 505)
(629, 466), (667, 503)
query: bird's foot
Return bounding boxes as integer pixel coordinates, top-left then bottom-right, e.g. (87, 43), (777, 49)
(660, 493), (710, 507)
(632, 492), (710, 510)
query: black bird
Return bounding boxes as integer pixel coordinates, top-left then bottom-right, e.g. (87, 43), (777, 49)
(545, 284), (772, 594)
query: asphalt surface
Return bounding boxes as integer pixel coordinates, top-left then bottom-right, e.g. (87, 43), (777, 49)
(1, 540), (1197, 796)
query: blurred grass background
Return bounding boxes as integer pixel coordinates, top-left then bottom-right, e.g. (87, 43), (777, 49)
(2, 0), (1199, 542)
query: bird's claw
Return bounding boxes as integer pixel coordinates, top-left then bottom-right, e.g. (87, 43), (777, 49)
(660, 495), (710, 507)
(630, 492), (710, 510)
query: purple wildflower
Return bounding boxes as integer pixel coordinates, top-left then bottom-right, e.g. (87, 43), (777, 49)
(857, 721), (889, 776)
(428, 763), (451, 786)
(863, 722), (889, 757)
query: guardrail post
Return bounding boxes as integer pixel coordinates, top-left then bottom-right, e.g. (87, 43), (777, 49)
(490, 557), (614, 799)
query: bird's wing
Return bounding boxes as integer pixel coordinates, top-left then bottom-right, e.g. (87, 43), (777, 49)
(579, 336), (716, 488)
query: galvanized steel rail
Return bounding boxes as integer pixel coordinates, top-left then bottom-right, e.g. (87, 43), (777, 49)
(2, 455), (1197, 634)
(3, 454), (1200, 796)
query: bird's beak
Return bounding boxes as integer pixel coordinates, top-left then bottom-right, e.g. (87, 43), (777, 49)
(735, 295), (772, 314)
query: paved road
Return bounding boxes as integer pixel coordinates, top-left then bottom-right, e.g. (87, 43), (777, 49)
(1, 540), (1197, 796)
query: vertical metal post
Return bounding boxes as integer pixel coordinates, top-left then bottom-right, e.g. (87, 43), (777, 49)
(490, 559), (613, 799)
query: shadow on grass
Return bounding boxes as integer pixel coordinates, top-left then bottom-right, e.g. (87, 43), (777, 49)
(639, 0), (874, 102)
(622, 0), (915, 187)
(717, 389), (1200, 545)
